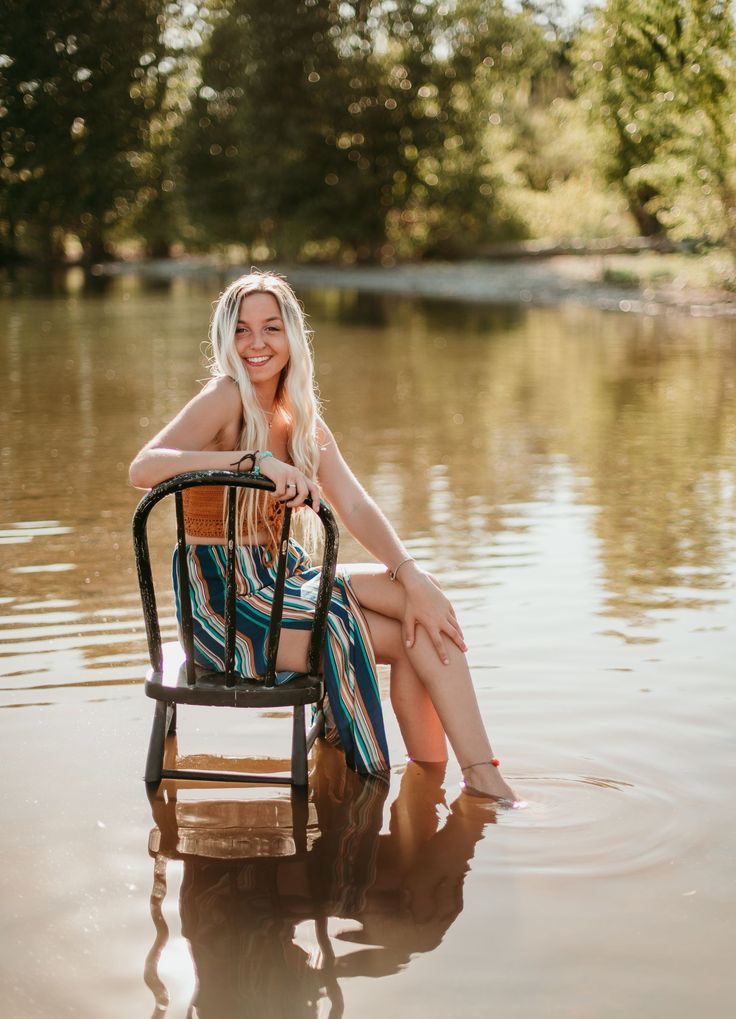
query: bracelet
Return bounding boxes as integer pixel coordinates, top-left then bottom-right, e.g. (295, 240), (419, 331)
(252, 449), (273, 477)
(389, 556), (415, 581)
(229, 450), (274, 475)
(230, 451), (257, 472)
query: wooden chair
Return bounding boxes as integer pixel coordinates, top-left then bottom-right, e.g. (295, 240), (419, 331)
(132, 470), (339, 788)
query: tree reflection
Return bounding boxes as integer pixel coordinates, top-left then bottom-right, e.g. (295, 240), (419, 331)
(315, 299), (736, 625)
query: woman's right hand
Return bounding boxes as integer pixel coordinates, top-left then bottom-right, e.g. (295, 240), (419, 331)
(256, 456), (321, 510)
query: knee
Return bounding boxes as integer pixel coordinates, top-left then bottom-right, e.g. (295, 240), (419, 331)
(373, 620), (408, 667)
(378, 641), (405, 668)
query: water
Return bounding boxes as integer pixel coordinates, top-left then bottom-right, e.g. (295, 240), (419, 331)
(1, 272), (734, 1017)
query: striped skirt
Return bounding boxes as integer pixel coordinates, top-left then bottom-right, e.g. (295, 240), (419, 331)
(172, 540), (390, 777)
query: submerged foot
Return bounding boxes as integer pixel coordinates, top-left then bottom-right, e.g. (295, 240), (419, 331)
(460, 761), (521, 806)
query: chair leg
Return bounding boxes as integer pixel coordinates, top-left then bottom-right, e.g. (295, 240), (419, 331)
(144, 700), (167, 785)
(290, 703), (308, 787)
(291, 786), (309, 853)
(144, 854), (170, 1011)
(307, 705), (325, 749)
(166, 703), (177, 736)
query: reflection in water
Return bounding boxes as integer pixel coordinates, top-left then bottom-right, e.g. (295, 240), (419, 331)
(315, 296), (736, 629)
(146, 745), (493, 1018)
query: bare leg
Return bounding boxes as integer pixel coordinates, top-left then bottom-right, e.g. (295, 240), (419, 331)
(274, 618), (447, 763)
(360, 607), (448, 763)
(276, 566), (517, 799)
(345, 566), (517, 801)
(390, 658), (448, 763)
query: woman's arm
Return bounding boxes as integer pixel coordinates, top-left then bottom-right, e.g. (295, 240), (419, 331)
(316, 420), (409, 575)
(128, 377), (245, 488)
(129, 377), (320, 506)
(317, 419), (466, 660)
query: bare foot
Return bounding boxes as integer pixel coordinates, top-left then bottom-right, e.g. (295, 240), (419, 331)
(460, 762), (520, 805)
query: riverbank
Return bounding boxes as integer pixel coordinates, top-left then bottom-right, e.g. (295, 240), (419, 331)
(93, 250), (736, 316)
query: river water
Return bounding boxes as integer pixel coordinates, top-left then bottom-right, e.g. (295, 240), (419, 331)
(1, 270), (734, 1018)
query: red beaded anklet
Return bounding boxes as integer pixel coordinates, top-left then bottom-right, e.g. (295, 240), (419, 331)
(461, 758), (500, 770)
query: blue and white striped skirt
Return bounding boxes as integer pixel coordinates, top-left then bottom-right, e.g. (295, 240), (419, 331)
(172, 540), (390, 777)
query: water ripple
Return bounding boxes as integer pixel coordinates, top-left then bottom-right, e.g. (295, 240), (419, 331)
(485, 771), (686, 878)
(0, 595), (162, 697)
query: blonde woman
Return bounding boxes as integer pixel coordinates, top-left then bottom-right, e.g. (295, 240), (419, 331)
(129, 270), (518, 803)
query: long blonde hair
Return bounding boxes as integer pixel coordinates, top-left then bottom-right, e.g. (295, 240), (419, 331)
(209, 270), (321, 553)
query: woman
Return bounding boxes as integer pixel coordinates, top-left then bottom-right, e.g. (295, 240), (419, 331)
(129, 270), (518, 803)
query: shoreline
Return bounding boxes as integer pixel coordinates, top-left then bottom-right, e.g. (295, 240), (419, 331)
(89, 253), (736, 317)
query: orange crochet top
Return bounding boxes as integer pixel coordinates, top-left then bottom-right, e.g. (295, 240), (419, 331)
(181, 486), (285, 542)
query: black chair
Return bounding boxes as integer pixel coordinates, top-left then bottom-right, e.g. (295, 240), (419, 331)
(132, 470), (339, 788)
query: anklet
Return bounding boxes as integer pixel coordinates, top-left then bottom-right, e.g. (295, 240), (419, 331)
(461, 758), (500, 770)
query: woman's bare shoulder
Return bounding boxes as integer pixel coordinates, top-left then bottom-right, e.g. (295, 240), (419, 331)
(201, 373), (240, 401)
(316, 414), (335, 446)
(160, 374), (241, 442)
(202, 375), (242, 442)
(191, 374), (240, 417)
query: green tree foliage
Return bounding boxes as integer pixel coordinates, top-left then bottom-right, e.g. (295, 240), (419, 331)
(574, 0), (736, 248)
(0, 0), (168, 262)
(178, 0), (551, 260)
(8, 0), (735, 264)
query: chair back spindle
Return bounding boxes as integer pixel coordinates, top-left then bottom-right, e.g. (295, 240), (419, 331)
(174, 492), (196, 686)
(224, 486), (238, 685)
(133, 511), (163, 675)
(307, 509), (337, 677)
(264, 505), (293, 686)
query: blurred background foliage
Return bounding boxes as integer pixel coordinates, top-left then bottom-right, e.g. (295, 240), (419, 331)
(1, 0), (735, 265)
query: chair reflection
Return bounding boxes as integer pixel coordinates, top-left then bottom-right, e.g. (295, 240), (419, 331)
(145, 743), (496, 1018)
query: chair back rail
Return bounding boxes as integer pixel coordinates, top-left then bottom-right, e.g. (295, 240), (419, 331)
(132, 470), (339, 687)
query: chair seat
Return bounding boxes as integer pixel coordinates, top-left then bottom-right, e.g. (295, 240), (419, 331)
(145, 642), (322, 707)
(145, 666), (322, 708)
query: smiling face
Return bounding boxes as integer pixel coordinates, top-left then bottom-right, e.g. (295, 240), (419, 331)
(234, 291), (290, 401)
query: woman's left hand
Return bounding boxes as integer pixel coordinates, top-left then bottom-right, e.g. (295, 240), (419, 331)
(399, 567), (467, 665)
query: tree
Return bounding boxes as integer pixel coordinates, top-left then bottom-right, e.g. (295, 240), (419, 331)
(177, 0), (550, 260)
(0, 0), (168, 262)
(574, 0), (736, 250)
(659, 0), (736, 254)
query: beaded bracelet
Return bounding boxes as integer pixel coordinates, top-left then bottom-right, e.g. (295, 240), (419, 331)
(252, 450), (273, 476)
(230, 450), (274, 476)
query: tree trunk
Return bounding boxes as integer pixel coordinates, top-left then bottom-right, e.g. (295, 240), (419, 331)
(0, 216), (19, 263)
(628, 185), (666, 238)
(39, 223), (66, 265)
(716, 179), (736, 268)
(147, 237), (171, 259)
(81, 220), (112, 264)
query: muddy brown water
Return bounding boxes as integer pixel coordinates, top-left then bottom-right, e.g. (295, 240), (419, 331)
(1, 272), (734, 1018)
